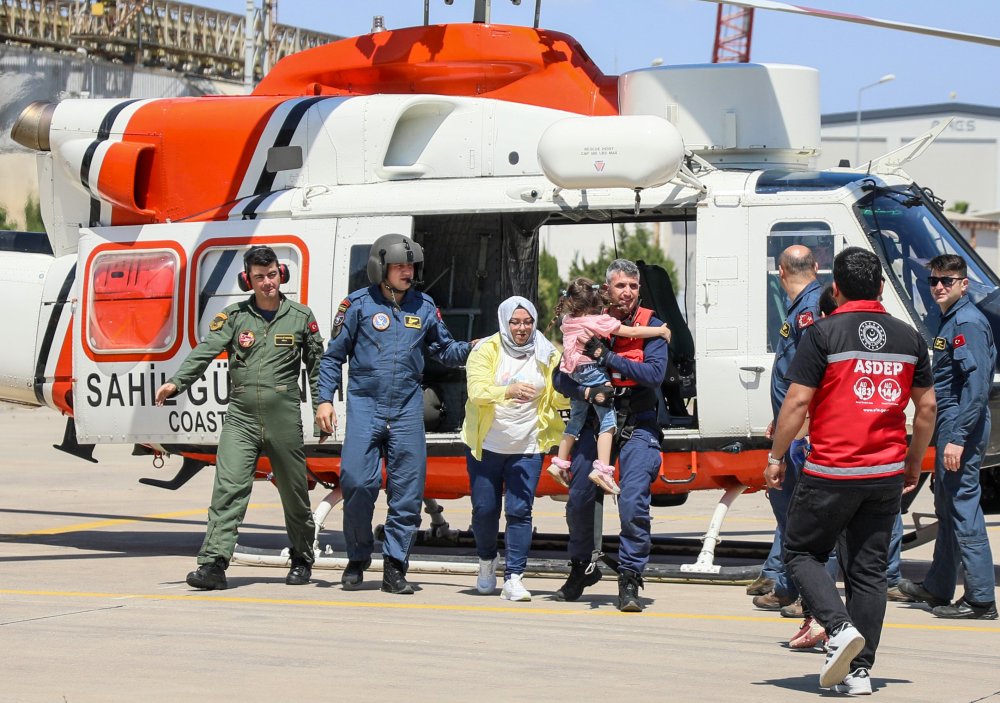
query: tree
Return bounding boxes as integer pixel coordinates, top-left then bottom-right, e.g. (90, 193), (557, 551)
(0, 205), (17, 231)
(24, 196), (44, 232)
(536, 246), (561, 334)
(568, 223), (678, 288)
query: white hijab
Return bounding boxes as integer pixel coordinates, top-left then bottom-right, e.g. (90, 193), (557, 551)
(491, 296), (556, 365)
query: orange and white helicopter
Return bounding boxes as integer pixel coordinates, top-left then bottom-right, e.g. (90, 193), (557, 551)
(5, 0), (1000, 576)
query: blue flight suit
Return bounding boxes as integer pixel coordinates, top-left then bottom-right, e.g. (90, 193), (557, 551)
(765, 279), (823, 599)
(553, 319), (668, 575)
(922, 294), (997, 605)
(318, 285), (470, 564)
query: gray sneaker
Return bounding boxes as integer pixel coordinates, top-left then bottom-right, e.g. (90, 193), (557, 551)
(477, 556), (498, 595)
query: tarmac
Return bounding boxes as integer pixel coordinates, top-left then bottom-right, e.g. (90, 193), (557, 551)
(2, 402), (999, 702)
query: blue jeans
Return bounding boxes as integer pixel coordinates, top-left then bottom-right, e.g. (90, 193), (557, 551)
(466, 448), (542, 576)
(922, 425), (997, 604)
(565, 364), (616, 437)
(566, 423), (661, 573)
(762, 438), (808, 599)
(886, 512), (904, 586)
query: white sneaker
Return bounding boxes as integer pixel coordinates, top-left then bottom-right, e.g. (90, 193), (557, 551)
(819, 625), (866, 688)
(831, 668), (872, 695)
(477, 556), (498, 594)
(500, 573), (532, 601)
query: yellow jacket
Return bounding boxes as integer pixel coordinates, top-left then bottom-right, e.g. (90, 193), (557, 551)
(461, 333), (568, 460)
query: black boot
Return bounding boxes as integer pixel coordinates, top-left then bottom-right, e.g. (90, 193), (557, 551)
(341, 557), (372, 590)
(554, 560), (602, 602)
(285, 555), (312, 586)
(381, 557), (414, 595)
(186, 557), (228, 590)
(617, 569), (644, 612)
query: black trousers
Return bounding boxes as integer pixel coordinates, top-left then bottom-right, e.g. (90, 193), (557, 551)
(785, 472), (903, 671)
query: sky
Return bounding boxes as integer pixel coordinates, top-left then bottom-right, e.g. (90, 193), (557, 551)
(198, 0), (1000, 114)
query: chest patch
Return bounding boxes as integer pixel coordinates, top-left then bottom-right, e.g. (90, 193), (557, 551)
(372, 312), (391, 331)
(404, 315), (422, 329)
(933, 337), (947, 350)
(779, 322), (791, 338)
(797, 311), (815, 329)
(238, 330), (256, 348)
(954, 334), (966, 349)
(274, 333), (294, 347)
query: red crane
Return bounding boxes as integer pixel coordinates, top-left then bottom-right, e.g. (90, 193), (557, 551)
(712, 3), (755, 62)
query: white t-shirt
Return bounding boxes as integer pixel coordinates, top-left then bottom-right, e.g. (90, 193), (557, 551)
(481, 349), (546, 455)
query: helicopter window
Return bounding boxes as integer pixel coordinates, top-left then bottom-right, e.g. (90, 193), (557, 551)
(856, 186), (1000, 355)
(766, 222), (834, 353)
(755, 170), (864, 194)
(88, 250), (179, 353)
(194, 244), (302, 342)
(348, 245), (369, 293)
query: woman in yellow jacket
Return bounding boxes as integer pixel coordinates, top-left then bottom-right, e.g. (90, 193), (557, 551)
(461, 296), (567, 601)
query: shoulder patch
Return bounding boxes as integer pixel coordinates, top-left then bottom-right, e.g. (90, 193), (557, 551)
(933, 336), (947, 351)
(436, 307), (443, 321)
(954, 334), (966, 349)
(338, 298), (351, 312)
(209, 312), (228, 332)
(308, 321), (320, 334)
(779, 322), (791, 338)
(796, 311), (815, 329)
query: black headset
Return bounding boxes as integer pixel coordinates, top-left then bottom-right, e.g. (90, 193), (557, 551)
(237, 246), (290, 292)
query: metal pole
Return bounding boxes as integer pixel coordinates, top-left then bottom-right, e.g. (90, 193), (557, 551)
(473, 0), (490, 23)
(854, 74), (895, 166)
(244, 0), (256, 92)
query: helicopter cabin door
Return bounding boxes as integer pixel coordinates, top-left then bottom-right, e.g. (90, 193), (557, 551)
(693, 191), (755, 438)
(72, 218), (332, 445)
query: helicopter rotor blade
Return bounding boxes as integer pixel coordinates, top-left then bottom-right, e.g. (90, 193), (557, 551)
(700, 0), (1000, 48)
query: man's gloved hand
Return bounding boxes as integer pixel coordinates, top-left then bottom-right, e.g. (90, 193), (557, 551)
(583, 336), (611, 363)
(587, 384), (615, 407)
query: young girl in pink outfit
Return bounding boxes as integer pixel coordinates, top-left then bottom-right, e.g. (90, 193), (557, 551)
(547, 277), (670, 494)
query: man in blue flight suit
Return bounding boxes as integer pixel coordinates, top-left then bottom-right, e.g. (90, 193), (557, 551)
(552, 259), (668, 612)
(315, 233), (471, 595)
(751, 245), (823, 612)
(899, 254), (997, 619)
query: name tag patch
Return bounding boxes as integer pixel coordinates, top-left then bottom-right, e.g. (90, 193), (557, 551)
(274, 334), (294, 347)
(404, 315), (422, 329)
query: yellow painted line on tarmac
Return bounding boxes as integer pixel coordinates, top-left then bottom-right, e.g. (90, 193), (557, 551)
(1, 588), (998, 632)
(14, 503), (282, 536)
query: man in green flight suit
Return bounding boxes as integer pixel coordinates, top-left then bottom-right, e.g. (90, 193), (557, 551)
(155, 246), (325, 590)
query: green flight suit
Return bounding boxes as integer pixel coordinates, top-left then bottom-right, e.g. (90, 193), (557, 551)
(170, 294), (325, 566)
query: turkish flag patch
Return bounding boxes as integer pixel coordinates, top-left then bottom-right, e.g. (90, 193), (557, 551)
(797, 311), (815, 329)
(309, 321), (319, 334)
(954, 334), (966, 348)
(436, 307), (443, 321)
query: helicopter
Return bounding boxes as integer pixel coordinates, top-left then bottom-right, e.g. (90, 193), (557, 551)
(4, 0), (1000, 577)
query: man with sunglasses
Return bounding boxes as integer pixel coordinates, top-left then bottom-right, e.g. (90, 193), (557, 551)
(899, 254), (997, 619)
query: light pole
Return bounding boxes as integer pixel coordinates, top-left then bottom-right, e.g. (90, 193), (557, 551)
(855, 74), (895, 166)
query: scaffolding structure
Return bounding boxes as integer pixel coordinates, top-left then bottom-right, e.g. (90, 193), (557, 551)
(0, 0), (340, 83)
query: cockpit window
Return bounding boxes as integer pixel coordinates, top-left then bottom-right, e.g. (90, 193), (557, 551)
(855, 183), (1000, 367)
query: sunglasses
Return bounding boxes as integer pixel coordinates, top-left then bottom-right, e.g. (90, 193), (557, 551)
(928, 276), (963, 288)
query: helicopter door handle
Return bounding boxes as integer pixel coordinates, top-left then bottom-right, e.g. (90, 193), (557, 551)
(739, 366), (765, 373)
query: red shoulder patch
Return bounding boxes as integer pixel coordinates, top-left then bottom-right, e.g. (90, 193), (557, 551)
(436, 307), (443, 321)
(797, 311), (815, 329)
(337, 298), (351, 312)
(954, 334), (966, 348)
(308, 321), (319, 334)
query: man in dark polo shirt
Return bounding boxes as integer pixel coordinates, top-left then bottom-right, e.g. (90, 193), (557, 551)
(764, 247), (936, 695)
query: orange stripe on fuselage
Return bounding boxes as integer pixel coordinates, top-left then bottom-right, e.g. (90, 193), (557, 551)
(255, 23), (619, 117)
(109, 97), (288, 225)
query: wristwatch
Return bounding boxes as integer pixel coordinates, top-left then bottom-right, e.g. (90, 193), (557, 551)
(766, 454), (782, 465)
